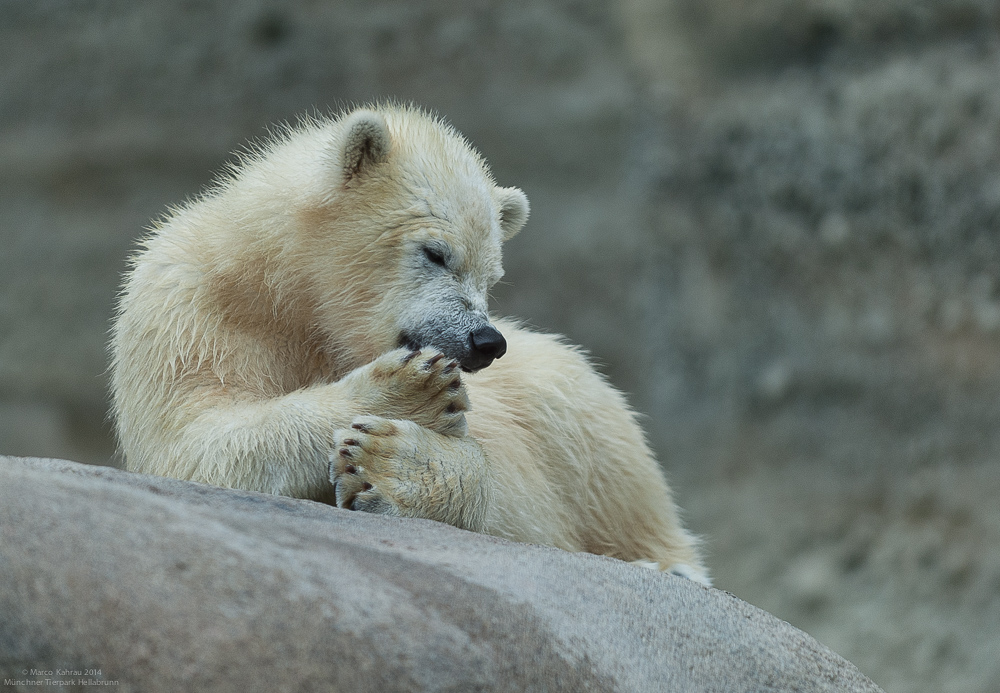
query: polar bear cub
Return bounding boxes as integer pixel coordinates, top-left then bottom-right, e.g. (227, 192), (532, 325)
(109, 104), (708, 583)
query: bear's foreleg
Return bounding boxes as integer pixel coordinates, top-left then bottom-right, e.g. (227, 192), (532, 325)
(136, 348), (469, 500)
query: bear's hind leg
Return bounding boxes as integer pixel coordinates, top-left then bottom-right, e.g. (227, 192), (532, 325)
(631, 559), (711, 586)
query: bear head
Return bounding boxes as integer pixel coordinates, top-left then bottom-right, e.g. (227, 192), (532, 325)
(304, 106), (529, 373)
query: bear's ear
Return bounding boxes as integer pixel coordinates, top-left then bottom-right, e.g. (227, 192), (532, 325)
(496, 187), (529, 241)
(340, 109), (391, 182)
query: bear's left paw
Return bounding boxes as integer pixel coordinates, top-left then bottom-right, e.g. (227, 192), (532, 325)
(329, 416), (424, 516)
(329, 414), (487, 530)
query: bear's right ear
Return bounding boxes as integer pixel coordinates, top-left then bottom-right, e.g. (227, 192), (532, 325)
(339, 109), (391, 182)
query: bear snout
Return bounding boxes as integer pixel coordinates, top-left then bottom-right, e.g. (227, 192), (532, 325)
(397, 322), (506, 372)
(463, 324), (507, 372)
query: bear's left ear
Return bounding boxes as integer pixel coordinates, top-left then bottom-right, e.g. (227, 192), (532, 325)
(340, 109), (391, 182)
(496, 187), (529, 241)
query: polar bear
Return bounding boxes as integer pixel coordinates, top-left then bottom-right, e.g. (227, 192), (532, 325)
(110, 104), (707, 582)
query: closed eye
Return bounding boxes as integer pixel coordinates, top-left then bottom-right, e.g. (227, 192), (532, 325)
(423, 245), (448, 268)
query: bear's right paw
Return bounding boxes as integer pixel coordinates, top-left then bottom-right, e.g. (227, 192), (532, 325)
(359, 348), (470, 437)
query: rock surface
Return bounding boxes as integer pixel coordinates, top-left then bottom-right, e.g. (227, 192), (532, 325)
(0, 456), (881, 693)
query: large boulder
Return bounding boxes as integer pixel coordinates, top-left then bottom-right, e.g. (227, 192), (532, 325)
(0, 456), (881, 692)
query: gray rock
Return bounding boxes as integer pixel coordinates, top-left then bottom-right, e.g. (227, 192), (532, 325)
(0, 456), (881, 693)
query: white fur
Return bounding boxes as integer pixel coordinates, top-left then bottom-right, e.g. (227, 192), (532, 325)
(110, 104), (707, 578)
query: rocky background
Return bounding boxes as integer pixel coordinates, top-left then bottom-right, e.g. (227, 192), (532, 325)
(1, 2), (998, 691)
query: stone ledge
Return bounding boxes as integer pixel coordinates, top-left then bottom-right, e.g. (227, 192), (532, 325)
(0, 456), (882, 692)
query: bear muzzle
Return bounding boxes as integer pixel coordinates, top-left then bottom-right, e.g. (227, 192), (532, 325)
(398, 323), (507, 373)
(463, 324), (507, 372)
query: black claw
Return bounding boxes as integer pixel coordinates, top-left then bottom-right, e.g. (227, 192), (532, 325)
(351, 422), (370, 432)
(401, 350), (419, 364)
(361, 481), (373, 491)
(344, 464), (357, 475)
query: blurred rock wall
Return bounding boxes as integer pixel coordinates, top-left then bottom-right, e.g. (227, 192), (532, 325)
(2, 2), (999, 691)
(621, 4), (1000, 691)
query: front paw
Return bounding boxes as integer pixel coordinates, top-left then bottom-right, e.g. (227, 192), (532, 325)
(329, 415), (488, 530)
(353, 348), (470, 437)
(329, 416), (413, 516)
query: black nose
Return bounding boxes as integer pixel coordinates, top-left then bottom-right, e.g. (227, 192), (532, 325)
(463, 325), (507, 371)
